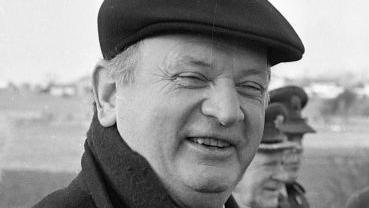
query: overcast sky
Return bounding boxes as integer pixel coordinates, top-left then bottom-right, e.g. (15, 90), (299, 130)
(1, 0), (369, 84)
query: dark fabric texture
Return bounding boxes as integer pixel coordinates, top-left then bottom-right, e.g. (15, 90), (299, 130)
(262, 103), (288, 143)
(270, 86), (308, 110)
(98, 0), (304, 65)
(345, 186), (369, 208)
(33, 113), (239, 208)
(285, 182), (310, 208)
(269, 86), (316, 134)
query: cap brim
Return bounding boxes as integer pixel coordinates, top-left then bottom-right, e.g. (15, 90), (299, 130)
(99, 0), (304, 65)
(104, 22), (303, 66)
(258, 141), (297, 151)
(279, 122), (316, 134)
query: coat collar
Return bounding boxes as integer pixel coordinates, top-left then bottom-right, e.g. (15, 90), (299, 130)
(81, 113), (177, 208)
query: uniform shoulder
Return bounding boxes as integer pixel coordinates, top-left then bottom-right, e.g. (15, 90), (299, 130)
(286, 182), (310, 208)
(287, 181), (306, 194)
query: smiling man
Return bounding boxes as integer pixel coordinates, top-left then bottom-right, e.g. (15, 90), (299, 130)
(33, 1), (304, 208)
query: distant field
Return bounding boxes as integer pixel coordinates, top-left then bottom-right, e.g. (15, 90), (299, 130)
(0, 169), (76, 208)
(301, 147), (369, 208)
(0, 90), (92, 171)
(1, 90), (369, 208)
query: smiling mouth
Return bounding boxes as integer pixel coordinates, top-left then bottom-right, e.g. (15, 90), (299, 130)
(187, 137), (232, 149)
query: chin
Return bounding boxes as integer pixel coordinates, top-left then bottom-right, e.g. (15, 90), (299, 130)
(193, 183), (229, 193)
(258, 197), (279, 208)
(189, 174), (234, 193)
(181, 168), (237, 194)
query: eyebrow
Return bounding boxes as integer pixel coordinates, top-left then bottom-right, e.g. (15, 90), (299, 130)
(238, 68), (268, 78)
(168, 55), (268, 79)
(163, 55), (212, 73)
(180, 56), (212, 69)
(262, 159), (281, 166)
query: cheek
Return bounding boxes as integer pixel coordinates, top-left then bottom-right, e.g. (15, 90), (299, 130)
(116, 88), (200, 157)
(238, 102), (265, 163)
(115, 91), (173, 154)
(242, 99), (265, 136)
(255, 171), (270, 189)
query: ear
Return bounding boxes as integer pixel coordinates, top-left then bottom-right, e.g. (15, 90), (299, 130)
(92, 62), (116, 127)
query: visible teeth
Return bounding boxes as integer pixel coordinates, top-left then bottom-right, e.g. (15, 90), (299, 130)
(191, 137), (231, 148)
(210, 139), (217, 146)
(217, 140), (231, 147)
(197, 138), (205, 145)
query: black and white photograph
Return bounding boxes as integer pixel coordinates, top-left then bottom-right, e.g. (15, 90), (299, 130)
(1, 0), (369, 207)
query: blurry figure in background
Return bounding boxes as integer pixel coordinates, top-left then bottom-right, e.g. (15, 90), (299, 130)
(233, 103), (297, 208)
(345, 186), (369, 208)
(270, 86), (316, 208)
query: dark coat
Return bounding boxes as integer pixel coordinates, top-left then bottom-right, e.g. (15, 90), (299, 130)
(285, 182), (310, 208)
(33, 114), (238, 208)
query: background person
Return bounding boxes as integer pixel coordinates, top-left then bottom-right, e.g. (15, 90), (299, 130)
(270, 85), (316, 208)
(233, 103), (297, 208)
(33, 0), (304, 207)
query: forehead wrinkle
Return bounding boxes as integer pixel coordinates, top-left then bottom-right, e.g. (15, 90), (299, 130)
(154, 36), (267, 77)
(181, 56), (213, 69)
(154, 37), (211, 73)
(186, 41), (267, 79)
(162, 52), (214, 72)
(238, 68), (268, 80)
(158, 48), (182, 73)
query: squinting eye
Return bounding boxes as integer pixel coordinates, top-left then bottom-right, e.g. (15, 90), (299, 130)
(174, 72), (209, 89)
(264, 161), (280, 167)
(236, 81), (265, 98)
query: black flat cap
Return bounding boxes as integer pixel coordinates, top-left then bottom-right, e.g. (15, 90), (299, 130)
(98, 0), (304, 66)
(270, 86), (316, 134)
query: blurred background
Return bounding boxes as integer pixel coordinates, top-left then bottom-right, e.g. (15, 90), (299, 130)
(1, 0), (369, 207)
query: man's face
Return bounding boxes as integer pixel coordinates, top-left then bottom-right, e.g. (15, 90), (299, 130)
(114, 35), (269, 204)
(233, 150), (288, 208)
(284, 133), (304, 182)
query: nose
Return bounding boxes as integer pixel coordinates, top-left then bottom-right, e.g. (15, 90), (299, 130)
(201, 79), (244, 127)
